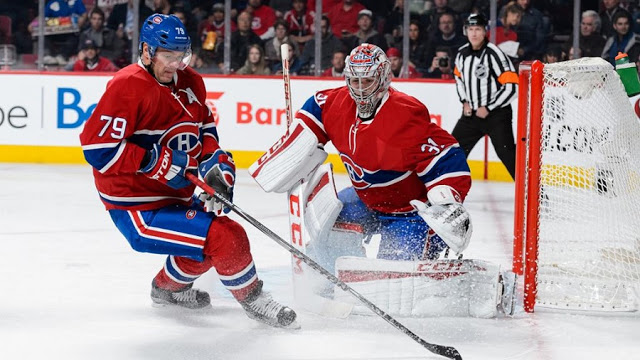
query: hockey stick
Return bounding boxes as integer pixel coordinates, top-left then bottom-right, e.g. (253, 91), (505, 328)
(187, 172), (463, 360)
(278, 43), (353, 318)
(280, 43), (294, 132)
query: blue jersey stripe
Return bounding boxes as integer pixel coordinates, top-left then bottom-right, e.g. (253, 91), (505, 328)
(202, 125), (219, 143)
(83, 146), (123, 172)
(128, 133), (161, 149)
(300, 95), (324, 125)
(418, 147), (470, 184)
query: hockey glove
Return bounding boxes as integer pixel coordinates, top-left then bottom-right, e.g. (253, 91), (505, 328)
(198, 149), (235, 214)
(410, 185), (472, 254)
(140, 144), (197, 190)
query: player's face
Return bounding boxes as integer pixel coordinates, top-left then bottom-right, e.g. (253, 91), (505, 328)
(152, 48), (188, 82)
(348, 77), (377, 97)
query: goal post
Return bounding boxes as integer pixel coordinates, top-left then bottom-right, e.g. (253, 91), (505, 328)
(514, 58), (640, 313)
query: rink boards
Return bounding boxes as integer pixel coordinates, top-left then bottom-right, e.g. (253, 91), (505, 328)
(0, 72), (513, 181)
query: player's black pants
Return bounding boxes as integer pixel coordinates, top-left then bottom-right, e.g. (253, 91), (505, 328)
(451, 105), (516, 180)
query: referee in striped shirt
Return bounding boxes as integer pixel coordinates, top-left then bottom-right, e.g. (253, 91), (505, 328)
(452, 13), (518, 180)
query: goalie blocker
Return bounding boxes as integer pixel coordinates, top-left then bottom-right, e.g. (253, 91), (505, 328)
(249, 118), (328, 193)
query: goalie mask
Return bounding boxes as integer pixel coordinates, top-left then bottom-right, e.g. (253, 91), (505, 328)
(344, 43), (392, 119)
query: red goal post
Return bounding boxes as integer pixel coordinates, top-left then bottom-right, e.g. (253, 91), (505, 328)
(513, 58), (640, 313)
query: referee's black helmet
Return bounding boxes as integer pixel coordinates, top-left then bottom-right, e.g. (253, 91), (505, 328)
(465, 13), (488, 27)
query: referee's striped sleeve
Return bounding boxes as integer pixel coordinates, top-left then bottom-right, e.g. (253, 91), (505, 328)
(486, 46), (517, 110)
(454, 52), (467, 103)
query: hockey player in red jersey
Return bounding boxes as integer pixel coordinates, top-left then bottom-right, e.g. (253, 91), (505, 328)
(79, 13), (297, 328)
(250, 44), (517, 318)
(252, 43), (472, 264)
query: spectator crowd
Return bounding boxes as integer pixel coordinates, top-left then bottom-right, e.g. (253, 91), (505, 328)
(1, 0), (639, 76)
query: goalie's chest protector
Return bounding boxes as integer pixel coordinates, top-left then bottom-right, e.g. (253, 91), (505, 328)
(319, 87), (431, 213)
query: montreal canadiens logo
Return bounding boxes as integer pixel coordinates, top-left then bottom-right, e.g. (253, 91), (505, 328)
(340, 154), (370, 189)
(159, 122), (202, 158)
(152, 16), (163, 24)
(185, 210), (197, 219)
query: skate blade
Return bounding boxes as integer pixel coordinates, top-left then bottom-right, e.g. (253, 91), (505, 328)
(281, 319), (301, 330)
(151, 300), (212, 310)
(247, 314), (302, 330)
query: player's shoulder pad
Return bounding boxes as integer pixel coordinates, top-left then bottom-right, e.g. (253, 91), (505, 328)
(389, 88), (429, 118)
(106, 64), (150, 95)
(179, 66), (207, 96)
(300, 86), (344, 121)
(313, 86), (345, 106)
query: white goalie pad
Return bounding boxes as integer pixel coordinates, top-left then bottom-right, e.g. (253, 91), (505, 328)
(289, 181), (362, 318)
(333, 256), (503, 318)
(303, 163), (343, 244)
(249, 119), (328, 193)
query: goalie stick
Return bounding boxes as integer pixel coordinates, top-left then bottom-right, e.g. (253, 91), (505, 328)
(281, 43), (294, 132)
(279, 43), (352, 318)
(187, 172), (463, 360)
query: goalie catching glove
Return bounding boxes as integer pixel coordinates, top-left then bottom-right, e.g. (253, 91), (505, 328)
(410, 185), (472, 254)
(198, 149), (236, 215)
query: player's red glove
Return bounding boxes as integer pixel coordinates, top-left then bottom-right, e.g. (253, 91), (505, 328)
(140, 144), (197, 189)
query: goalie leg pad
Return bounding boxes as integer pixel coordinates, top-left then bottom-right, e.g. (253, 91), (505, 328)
(249, 119), (328, 193)
(334, 257), (502, 318)
(303, 163), (344, 244)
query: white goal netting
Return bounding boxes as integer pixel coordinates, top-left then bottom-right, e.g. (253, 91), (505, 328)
(533, 57), (640, 311)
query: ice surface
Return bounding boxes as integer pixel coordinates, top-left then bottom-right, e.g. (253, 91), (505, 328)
(0, 164), (638, 360)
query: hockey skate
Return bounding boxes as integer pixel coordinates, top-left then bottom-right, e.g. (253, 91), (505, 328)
(241, 281), (299, 329)
(151, 281), (211, 309)
(498, 271), (518, 316)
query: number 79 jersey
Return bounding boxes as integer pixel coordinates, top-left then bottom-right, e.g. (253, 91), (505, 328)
(79, 63), (220, 211)
(296, 86), (472, 214)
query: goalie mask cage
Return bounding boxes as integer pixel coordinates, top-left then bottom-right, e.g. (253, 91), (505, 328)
(513, 58), (640, 313)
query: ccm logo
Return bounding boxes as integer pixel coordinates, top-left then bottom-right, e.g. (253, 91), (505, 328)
(416, 261), (464, 272)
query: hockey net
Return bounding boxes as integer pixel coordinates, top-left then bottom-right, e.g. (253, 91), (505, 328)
(514, 58), (640, 313)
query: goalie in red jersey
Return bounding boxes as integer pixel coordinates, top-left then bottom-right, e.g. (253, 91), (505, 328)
(250, 43), (517, 318)
(79, 13), (297, 328)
